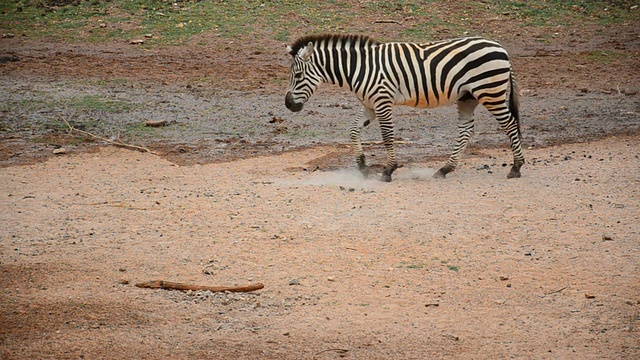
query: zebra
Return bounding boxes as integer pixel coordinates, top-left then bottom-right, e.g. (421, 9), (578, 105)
(285, 34), (524, 182)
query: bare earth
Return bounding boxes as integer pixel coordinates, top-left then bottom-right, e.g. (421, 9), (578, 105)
(1, 12), (640, 360)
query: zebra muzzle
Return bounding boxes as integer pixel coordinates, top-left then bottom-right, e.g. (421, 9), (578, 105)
(285, 92), (304, 112)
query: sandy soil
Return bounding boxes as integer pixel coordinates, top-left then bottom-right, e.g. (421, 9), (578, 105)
(1, 136), (639, 359)
(1, 6), (640, 360)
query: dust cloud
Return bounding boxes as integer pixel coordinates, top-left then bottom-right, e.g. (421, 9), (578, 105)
(291, 166), (437, 187)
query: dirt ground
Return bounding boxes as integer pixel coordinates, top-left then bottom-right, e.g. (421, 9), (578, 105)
(1, 10), (640, 360)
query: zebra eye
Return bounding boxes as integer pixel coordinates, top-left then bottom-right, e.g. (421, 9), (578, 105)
(293, 71), (304, 80)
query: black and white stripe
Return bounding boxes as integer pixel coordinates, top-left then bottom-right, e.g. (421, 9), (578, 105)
(285, 34), (524, 182)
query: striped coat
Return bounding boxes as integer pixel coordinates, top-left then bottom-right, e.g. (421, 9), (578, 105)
(286, 34), (524, 182)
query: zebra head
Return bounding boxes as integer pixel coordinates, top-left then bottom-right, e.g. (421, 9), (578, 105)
(285, 41), (321, 112)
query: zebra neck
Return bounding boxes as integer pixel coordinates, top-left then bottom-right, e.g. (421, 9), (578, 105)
(315, 44), (378, 92)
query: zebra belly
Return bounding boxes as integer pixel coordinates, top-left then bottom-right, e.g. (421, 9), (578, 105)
(396, 92), (456, 109)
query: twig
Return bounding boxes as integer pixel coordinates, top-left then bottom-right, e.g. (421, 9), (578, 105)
(313, 348), (349, 359)
(145, 120), (168, 127)
(61, 117), (157, 154)
(546, 286), (568, 295)
(73, 200), (148, 210)
(135, 280), (264, 293)
(360, 140), (413, 145)
(374, 20), (402, 25)
(538, 286), (568, 298)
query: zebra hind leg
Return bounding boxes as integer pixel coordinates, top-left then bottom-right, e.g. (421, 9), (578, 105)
(434, 99), (478, 179)
(485, 105), (524, 179)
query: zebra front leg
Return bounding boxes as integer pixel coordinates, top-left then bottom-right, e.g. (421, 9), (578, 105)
(376, 105), (398, 182)
(434, 99), (478, 179)
(350, 107), (375, 178)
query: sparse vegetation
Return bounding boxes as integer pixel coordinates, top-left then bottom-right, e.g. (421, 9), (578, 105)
(1, 0), (636, 45)
(69, 95), (137, 113)
(582, 50), (627, 63)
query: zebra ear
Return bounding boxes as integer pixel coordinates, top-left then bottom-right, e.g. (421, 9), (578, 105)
(300, 42), (314, 61)
(286, 45), (294, 55)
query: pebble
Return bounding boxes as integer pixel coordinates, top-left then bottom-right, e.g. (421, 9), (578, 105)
(53, 148), (67, 155)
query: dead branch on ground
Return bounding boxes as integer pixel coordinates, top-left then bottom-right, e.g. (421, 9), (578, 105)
(61, 117), (157, 154)
(135, 280), (265, 293)
(374, 20), (403, 25)
(313, 348), (349, 359)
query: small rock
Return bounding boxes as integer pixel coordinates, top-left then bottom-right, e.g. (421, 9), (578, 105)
(602, 234), (614, 241)
(288, 279), (301, 286)
(327, 277), (335, 282)
(52, 148), (67, 155)
(585, 294), (596, 299)
(499, 275), (509, 281)
(443, 333), (459, 341)
(130, 39), (145, 45)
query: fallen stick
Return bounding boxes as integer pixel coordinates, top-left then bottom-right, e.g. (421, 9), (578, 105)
(374, 19), (402, 25)
(135, 280), (264, 293)
(313, 348), (349, 359)
(359, 140), (413, 145)
(145, 120), (168, 127)
(61, 117), (157, 154)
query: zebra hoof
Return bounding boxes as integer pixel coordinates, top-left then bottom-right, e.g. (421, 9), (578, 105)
(434, 165), (453, 179)
(380, 173), (392, 182)
(507, 169), (521, 179)
(433, 170), (446, 179)
(358, 165), (372, 179)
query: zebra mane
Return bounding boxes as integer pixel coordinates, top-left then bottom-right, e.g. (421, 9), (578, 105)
(288, 34), (380, 57)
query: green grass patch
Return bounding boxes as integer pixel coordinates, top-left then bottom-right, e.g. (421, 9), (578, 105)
(490, 0), (637, 27)
(1, 1), (636, 45)
(582, 50), (627, 63)
(67, 95), (137, 112)
(1, 0), (360, 45)
(397, 260), (426, 269)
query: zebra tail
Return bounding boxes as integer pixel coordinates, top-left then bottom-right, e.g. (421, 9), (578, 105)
(508, 70), (521, 139)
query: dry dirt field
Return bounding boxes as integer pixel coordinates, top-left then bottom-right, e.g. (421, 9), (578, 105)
(1, 6), (640, 360)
